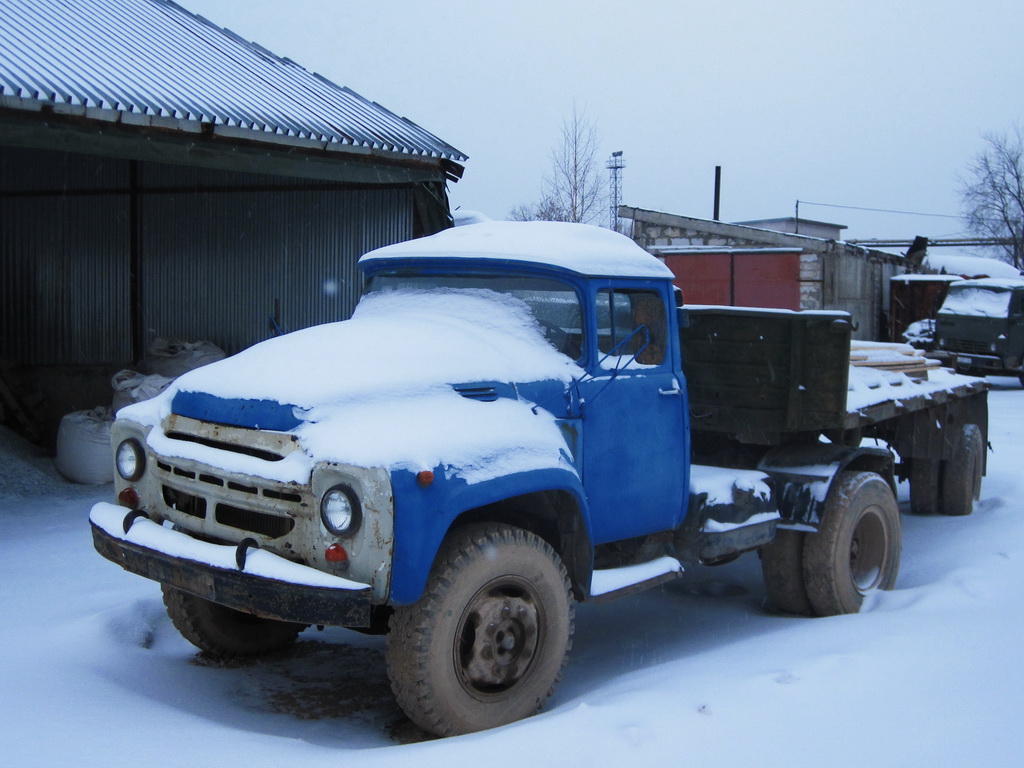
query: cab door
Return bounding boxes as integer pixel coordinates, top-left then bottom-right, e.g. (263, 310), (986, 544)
(579, 285), (689, 544)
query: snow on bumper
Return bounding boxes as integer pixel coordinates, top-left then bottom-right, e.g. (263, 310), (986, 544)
(90, 502), (374, 627)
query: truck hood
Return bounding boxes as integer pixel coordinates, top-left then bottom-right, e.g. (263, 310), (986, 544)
(171, 289), (580, 413)
(122, 290), (582, 483)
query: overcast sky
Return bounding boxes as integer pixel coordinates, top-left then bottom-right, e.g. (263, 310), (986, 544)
(183, 0), (1023, 242)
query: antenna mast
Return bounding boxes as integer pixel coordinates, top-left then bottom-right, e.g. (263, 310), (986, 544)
(607, 150), (624, 232)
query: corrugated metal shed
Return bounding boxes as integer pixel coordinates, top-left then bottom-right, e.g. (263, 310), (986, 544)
(0, 146), (415, 366)
(0, 0), (466, 163)
(0, 0), (467, 445)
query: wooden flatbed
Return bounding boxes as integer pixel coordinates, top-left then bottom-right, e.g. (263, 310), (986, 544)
(679, 305), (989, 516)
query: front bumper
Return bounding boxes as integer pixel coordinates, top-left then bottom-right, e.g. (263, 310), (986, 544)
(949, 352), (1018, 373)
(91, 503), (374, 627)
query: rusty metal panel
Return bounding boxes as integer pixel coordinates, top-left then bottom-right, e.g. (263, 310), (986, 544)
(662, 250), (800, 309)
(663, 253), (732, 304)
(733, 252), (800, 309)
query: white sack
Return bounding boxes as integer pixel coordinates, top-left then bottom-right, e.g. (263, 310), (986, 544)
(145, 338), (225, 378)
(111, 369), (174, 414)
(54, 407), (114, 485)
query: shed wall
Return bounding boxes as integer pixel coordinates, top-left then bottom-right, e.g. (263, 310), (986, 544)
(1, 149), (131, 365)
(1, 146), (413, 366)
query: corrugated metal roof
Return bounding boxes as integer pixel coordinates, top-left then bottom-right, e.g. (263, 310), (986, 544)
(0, 0), (467, 163)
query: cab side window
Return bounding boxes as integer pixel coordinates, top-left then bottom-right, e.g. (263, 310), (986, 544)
(595, 288), (667, 366)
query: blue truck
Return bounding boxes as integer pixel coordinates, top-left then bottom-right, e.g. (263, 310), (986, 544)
(91, 221), (989, 736)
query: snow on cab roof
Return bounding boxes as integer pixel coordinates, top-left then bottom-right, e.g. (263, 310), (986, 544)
(890, 273), (964, 283)
(924, 253), (1021, 279)
(360, 221), (675, 279)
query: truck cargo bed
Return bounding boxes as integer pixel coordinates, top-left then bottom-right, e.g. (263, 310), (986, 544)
(679, 305), (988, 442)
(679, 306), (851, 438)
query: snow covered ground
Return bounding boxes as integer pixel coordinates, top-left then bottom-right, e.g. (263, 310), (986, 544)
(2, 378), (1023, 767)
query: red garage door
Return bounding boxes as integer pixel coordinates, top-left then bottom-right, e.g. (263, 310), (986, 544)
(663, 251), (800, 309)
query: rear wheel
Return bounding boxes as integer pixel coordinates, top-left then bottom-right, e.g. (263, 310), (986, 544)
(802, 472), (901, 617)
(940, 424), (984, 516)
(161, 585), (305, 657)
(386, 523), (574, 736)
(909, 458), (941, 515)
(760, 529), (812, 615)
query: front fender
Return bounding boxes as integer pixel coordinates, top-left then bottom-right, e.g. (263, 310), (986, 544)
(387, 465), (590, 605)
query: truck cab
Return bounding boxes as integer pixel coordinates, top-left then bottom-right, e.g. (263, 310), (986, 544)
(935, 277), (1024, 383)
(360, 240), (691, 550)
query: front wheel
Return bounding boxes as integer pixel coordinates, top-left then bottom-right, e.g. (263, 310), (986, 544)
(161, 585), (305, 657)
(802, 471), (901, 617)
(386, 524), (574, 736)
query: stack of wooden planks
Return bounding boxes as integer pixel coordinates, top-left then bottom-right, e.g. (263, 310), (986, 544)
(849, 341), (942, 380)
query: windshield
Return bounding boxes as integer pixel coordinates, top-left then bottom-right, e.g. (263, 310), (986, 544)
(366, 273), (585, 360)
(939, 286), (1013, 318)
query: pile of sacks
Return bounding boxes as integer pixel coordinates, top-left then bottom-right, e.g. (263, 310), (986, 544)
(54, 339), (225, 484)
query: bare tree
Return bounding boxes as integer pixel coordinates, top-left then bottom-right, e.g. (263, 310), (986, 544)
(960, 125), (1024, 268)
(510, 105), (606, 224)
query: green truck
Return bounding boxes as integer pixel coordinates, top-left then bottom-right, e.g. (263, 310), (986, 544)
(934, 278), (1024, 384)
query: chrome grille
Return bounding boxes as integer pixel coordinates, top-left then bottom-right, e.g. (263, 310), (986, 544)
(215, 504), (295, 538)
(154, 458), (307, 541)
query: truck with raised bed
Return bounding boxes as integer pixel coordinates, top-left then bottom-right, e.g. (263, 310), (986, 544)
(90, 221), (989, 736)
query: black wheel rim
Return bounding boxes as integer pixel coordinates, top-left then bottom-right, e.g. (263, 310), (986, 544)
(850, 506), (887, 591)
(455, 577), (542, 697)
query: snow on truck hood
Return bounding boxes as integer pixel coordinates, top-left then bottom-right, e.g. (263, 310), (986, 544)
(121, 290), (582, 484)
(175, 290), (579, 406)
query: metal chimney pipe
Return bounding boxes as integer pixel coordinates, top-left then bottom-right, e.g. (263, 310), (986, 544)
(713, 166), (722, 221)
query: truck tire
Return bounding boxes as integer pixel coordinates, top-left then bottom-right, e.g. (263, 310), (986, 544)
(386, 523), (574, 736)
(161, 585), (305, 657)
(909, 458), (941, 515)
(802, 472), (901, 617)
(940, 424), (984, 517)
(760, 529), (813, 615)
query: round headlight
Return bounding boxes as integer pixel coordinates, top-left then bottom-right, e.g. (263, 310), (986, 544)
(321, 485), (360, 535)
(115, 439), (146, 481)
